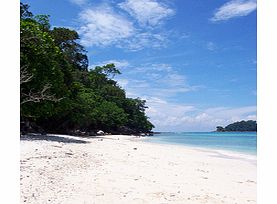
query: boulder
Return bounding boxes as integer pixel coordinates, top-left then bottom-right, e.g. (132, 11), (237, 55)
(97, 130), (105, 135)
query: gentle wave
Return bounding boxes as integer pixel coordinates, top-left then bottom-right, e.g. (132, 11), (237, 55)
(146, 132), (257, 155)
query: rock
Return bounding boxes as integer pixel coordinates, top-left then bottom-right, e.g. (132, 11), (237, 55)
(20, 120), (46, 135)
(133, 148), (137, 150)
(88, 131), (96, 136)
(117, 126), (137, 135)
(73, 130), (83, 136)
(97, 130), (105, 135)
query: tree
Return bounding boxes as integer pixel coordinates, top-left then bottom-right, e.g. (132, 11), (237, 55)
(20, 3), (33, 19)
(94, 101), (128, 131)
(122, 98), (154, 133)
(20, 16), (67, 118)
(20, 66), (63, 105)
(216, 126), (225, 132)
(20, 2), (154, 134)
(34, 15), (51, 31)
(94, 64), (121, 78)
(50, 27), (88, 71)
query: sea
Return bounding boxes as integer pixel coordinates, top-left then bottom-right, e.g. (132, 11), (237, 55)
(145, 132), (257, 155)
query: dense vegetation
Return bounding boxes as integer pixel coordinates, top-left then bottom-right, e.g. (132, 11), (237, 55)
(20, 3), (154, 135)
(216, 120), (257, 132)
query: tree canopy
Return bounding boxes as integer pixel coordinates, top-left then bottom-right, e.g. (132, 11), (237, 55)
(20, 3), (154, 135)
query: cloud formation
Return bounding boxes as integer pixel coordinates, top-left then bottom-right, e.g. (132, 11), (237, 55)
(206, 41), (217, 51)
(146, 99), (257, 131)
(117, 32), (168, 51)
(118, 0), (174, 27)
(78, 6), (135, 47)
(69, 0), (87, 6)
(211, 0), (257, 22)
(76, 1), (174, 50)
(115, 63), (200, 98)
(89, 59), (130, 70)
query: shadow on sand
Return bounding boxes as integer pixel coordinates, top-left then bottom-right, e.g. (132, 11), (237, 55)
(20, 134), (89, 144)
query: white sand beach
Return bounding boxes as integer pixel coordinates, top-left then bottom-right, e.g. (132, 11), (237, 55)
(20, 134), (256, 204)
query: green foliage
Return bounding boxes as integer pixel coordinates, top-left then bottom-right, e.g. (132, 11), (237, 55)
(94, 101), (128, 130)
(94, 63), (121, 78)
(20, 3), (154, 134)
(20, 3), (33, 19)
(69, 85), (99, 129)
(50, 27), (88, 71)
(122, 98), (154, 133)
(216, 120), (257, 132)
(216, 126), (224, 132)
(34, 15), (51, 31)
(20, 18), (67, 118)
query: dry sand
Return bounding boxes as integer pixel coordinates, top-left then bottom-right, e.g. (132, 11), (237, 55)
(20, 134), (256, 204)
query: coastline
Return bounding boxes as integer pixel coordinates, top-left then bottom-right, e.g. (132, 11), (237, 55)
(145, 131), (257, 156)
(141, 138), (257, 164)
(21, 134), (256, 204)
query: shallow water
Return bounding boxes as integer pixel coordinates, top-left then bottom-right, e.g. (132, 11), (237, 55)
(146, 132), (257, 155)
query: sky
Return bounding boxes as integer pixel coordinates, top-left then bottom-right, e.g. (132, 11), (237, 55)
(22, 0), (257, 131)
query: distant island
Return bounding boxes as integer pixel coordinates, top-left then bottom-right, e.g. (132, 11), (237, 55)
(216, 120), (257, 132)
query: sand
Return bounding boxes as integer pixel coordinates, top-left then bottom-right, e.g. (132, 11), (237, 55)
(20, 134), (256, 204)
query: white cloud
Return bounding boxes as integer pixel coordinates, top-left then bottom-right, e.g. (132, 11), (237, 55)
(118, 0), (174, 27)
(206, 41), (217, 51)
(78, 6), (135, 47)
(145, 97), (196, 127)
(89, 59), (130, 70)
(145, 99), (257, 131)
(245, 114), (257, 121)
(115, 63), (200, 98)
(77, 4), (171, 50)
(116, 79), (129, 88)
(204, 106), (256, 120)
(132, 63), (173, 73)
(118, 32), (167, 51)
(165, 73), (187, 87)
(69, 0), (88, 6)
(211, 0), (257, 22)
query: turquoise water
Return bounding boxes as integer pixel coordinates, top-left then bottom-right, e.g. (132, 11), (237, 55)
(146, 132), (257, 155)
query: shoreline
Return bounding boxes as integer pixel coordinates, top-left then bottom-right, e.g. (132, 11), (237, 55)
(136, 136), (257, 166)
(144, 132), (257, 157)
(21, 134), (256, 203)
(143, 139), (256, 159)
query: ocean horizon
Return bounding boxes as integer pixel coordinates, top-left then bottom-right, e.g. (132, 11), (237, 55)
(145, 132), (257, 155)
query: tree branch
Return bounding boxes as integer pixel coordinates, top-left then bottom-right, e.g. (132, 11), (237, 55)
(21, 83), (64, 105)
(20, 65), (33, 84)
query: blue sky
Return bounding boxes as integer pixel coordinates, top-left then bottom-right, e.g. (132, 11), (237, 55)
(22, 0), (257, 131)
